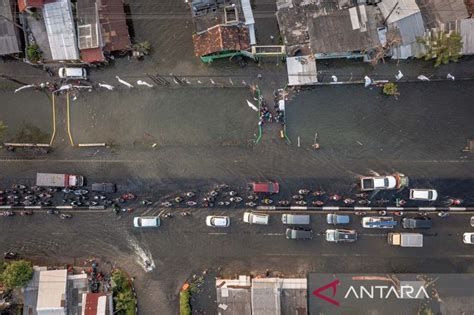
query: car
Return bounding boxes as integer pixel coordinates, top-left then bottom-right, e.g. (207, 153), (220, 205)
(402, 217), (432, 229)
(285, 227), (313, 240)
(326, 214), (350, 225)
(206, 216), (230, 228)
(133, 216), (160, 228)
(360, 174), (408, 191)
(58, 67), (87, 79)
(243, 212), (269, 225)
(409, 189), (438, 201)
(92, 183), (117, 193)
(250, 182), (279, 194)
(325, 229), (357, 243)
(463, 233), (474, 244)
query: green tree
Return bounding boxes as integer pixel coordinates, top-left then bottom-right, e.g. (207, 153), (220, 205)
(114, 290), (134, 314)
(1, 260), (33, 289)
(383, 82), (399, 97)
(27, 44), (42, 63)
(417, 31), (463, 67)
(0, 121), (7, 140)
(179, 289), (191, 315)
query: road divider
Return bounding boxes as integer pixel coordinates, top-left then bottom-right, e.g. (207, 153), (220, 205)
(256, 206), (474, 212)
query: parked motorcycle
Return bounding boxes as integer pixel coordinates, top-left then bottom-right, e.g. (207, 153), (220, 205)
(295, 200), (307, 206)
(298, 189), (310, 195)
(186, 201), (197, 206)
(277, 200), (290, 206)
(1, 211), (14, 216)
(245, 202), (257, 208)
(60, 213), (72, 219)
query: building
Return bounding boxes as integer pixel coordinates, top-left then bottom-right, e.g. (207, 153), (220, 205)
(43, 0), (79, 61)
(192, 24), (251, 62)
(97, 0), (131, 53)
(18, 0), (43, 13)
(77, 0), (105, 63)
(36, 269), (68, 315)
(377, 0), (426, 59)
(190, 0), (256, 62)
(0, 0), (21, 56)
(216, 276), (307, 315)
(81, 293), (114, 315)
(286, 55), (318, 86)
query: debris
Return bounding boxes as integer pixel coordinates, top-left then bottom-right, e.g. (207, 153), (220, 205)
(151, 143), (157, 148)
(14, 84), (35, 94)
(116, 76), (134, 88)
(447, 73), (455, 81)
(356, 141), (363, 146)
(137, 80), (153, 87)
(246, 100), (259, 112)
(197, 80), (202, 84)
(229, 78), (234, 85)
(241, 80), (247, 86)
(364, 76), (372, 88)
(395, 70), (404, 81)
(218, 304), (228, 310)
(331, 75), (338, 82)
(210, 78), (216, 85)
(98, 83), (114, 90)
(417, 75), (430, 81)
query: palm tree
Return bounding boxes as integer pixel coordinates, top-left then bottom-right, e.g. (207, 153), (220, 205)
(114, 291), (134, 314)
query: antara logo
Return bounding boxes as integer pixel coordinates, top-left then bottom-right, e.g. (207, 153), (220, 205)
(313, 279), (429, 307)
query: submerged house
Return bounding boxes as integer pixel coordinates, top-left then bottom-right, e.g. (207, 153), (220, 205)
(77, 0), (105, 63)
(191, 0), (255, 62)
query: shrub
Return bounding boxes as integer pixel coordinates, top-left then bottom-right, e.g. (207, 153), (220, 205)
(383, 82), (399, 97)
(180, 289), (191, 315)
(27, 44), (42, 63)
(417, 31), (463, 67)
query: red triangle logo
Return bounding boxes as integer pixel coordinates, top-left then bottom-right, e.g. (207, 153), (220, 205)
(312, 279), (340, 306)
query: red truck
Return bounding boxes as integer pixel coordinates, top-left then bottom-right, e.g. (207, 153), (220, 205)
(250, 182), (279, 194)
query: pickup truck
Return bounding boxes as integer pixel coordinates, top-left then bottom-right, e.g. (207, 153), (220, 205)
(388, 233), (423, 247)
(360, 173), (408, 191)
(362, 217), (397, 229)
(36, 173), (84, 187)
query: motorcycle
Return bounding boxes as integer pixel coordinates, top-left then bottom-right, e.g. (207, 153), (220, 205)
(312, 190), (326, 197)
(228, 191), (238, 196)
(312, 200), (324, 206)
(74, 189), (88, 196)
(298, 189), (310, 195)
(1, 211), (14, 216)
(277, 200), (290, 206)
(245, 202), (257, 208)
(186, 201), (197, 206)
(354, 211), (367, 216)
(47, 209), (60, 215)
(247, 195), (258, 201)
(174, 196), (184, 203)
(141, 200), (153, 206)
(292, 195), (304, 200)
(378, 210), (387, 216)
(60, 213), (72, 219)
(161, 201), (173, 208)
(329, 194), (342, 201)
(180, 211), (191, 216)
(295, 200), (307, 206)
(355, 193), (368, 198)
(230, 196), (243, 203)
(185, 192), (195, 198)
(343, 198), (355, 205)
(208, 190), (219, 197)
(438, 212), (449, 218)
(122, 193), (136, 201)
(357, 199), (371, 205)
(262, 198), (273, 205)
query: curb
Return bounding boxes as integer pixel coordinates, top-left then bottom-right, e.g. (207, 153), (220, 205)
(0, 205), (106, 210)
(256, 206), (471, 211)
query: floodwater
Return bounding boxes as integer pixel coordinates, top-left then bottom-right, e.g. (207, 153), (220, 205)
(0, 90), (52, 143)
(70, 88), (257, 146)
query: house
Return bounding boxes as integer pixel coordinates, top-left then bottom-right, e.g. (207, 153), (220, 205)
(97, 0), (131, 53)
(77, 0), (105, 63)
(190, 0), (255, 62)
(0, 0), (21, 56)
(216, 276), (307, 315)
(36, 269), (68, 315)
(377, 0), (426, 59)
(192, 24), (251, 62)
(286, 55), (318, 86)
(81, 293), (114, 315)
(43, 0), (79, 61)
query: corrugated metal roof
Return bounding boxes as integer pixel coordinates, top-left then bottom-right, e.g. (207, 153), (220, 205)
(0, 0), (20, 55)
(287, 55), (318, 86)
(36, 269), (67, 314)
(43, 0), (79, 60)
(392, 11), (425, 45)
(378, 0), (420, 24)
(77, 0), (100, 49)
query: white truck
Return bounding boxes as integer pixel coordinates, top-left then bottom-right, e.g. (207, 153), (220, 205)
(36, 173), (84, 187)
(360, 173), (408, 191)
(388, 233), (423, 247)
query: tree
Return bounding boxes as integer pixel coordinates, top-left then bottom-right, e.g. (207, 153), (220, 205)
(179, 289), (191, 315)
(0, 121), (6, 140)
(417, 31), (463, 67)
(27, 44), (42, 63)
(114, 290), (134, 314)
(1, 260), (33, 289)
(383, 82), (399, 97)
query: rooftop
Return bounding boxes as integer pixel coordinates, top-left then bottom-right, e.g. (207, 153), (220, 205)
(67, 274), (89, 315)
(0, 0), (21, 56)
(97, 0), (131, 52)
(76, 0), (100, 50)
(286, 55), (318, 86)
(378, 0), (420, 24)
(18, 0), (44, 12)
(192, 24), (250, 56)
(416, 0), (469, 29)
(216, 276), (251, 315)
(308, 5), (381, 54)
(36, 269), (67, 314)
(82, 292), (113, 315)
(43, 0), (79, 60)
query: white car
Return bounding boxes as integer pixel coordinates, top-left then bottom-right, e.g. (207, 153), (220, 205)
(360, 176), (397, 191)
(133, 216), (160, 228)
(243, 212), (269, 225)
(58, 67), (87, 79)
(463, 233), (474, 244)
(409, 189), (438, 201)
(206, 216), (230, 228)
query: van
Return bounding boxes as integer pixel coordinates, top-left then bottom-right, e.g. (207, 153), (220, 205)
(281, 214), (310, 225)
(401, 217), (432, 229)
(409, 189), (438, 201)
(243, 212), (269, 225)
(133, 216), (160, 228)
(58, 67), (87, 79)
(92, 183), (116, 193)
(326, 214), (350, 225)
(285, 228), (313, 240)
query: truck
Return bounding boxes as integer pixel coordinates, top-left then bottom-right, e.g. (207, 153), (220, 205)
(388, 233), (423, 247)
(360, 173), (408, 191)
(250, 182), (279, 194)
(36, 173), (84, 187)
(362, 217), (397, 229)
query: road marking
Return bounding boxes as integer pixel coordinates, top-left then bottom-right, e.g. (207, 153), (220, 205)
(263, 233), (284, 236)
(264, 253), (474, 258)
(208, 232), (228, 235)
(360, 233), (386, 237)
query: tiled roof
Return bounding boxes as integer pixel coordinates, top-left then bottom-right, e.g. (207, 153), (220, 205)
(193, 24), (250, 57)
(98, 0), (131, 52)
